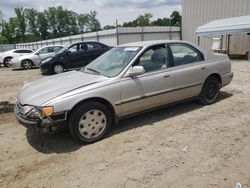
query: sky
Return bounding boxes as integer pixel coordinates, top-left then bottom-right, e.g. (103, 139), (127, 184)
(0, 0), (182, 26)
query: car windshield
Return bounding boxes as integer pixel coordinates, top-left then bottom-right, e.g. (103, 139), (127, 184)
(55, 47), (67, 55)
(82, 47), (141, 77)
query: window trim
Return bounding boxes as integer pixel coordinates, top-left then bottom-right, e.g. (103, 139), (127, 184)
(131, 44), (171, 75)
(167, 42), (205, 67)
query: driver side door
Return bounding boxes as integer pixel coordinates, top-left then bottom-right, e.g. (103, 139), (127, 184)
(62, 43), (86, 69)
(118, 44), (175, 116)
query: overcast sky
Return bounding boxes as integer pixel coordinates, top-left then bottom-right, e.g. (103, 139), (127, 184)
(0, 0), (181, 26)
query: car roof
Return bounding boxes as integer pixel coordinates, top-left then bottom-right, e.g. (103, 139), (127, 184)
(119, 40), (190, 48)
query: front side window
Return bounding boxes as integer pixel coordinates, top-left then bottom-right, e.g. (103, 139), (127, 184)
(169, 43), (203, 66)
(68, 44), (78, 53)
(136, 46), (169, 73)
(21, 50), (33, 53)
(53, 46), (63, 53)
(39, 47), (49, 54)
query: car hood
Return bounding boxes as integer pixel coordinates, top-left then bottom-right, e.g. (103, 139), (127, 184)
(18, 71), (108, 106)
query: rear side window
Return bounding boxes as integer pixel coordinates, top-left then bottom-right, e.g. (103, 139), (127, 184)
(86, 43), (102, 50)
(21, 50), (33, 53)
(169, 43), (204, 66)
(14, 50), (32, 53)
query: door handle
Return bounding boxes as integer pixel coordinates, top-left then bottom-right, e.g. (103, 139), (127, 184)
(164, 75), (170, 78)
(201, 67), (206, 70)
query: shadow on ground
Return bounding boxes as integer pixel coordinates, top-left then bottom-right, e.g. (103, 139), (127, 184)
(26, 91), (232, 154)
(0, 101), (15, 114)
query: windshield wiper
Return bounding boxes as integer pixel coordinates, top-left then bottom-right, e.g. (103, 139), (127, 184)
(86, 67), (101, 74)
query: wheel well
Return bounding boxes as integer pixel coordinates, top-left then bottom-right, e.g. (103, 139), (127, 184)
(206, 73), (222, 85)
(67, 97), (117, 124)
(4, 56), (12, 61)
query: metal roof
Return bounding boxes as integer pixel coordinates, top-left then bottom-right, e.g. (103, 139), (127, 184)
(196, 15), (250, 36)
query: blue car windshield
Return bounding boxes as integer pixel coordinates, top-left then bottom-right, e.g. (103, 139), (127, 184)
(83, 47), (141, 77)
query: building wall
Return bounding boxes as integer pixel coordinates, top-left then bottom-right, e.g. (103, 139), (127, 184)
(16, 26), (181, 50)
(182, 0), (250, 54)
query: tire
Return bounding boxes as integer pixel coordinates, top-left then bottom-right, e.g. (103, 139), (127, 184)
(53, 64), (64, 74)
(68, 102), (112, 144)
(199, 76), (220, 105)
(22, 60), (33, 70)
(3, 57), (12, 67)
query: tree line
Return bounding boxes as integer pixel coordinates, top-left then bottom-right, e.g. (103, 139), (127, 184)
(0, 7), (181, 44)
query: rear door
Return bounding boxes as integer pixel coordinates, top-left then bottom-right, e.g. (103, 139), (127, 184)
(168, 43), (207, 100)
(82, 42), (106, 66)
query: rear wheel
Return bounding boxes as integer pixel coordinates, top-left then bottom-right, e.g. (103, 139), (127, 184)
(3, 57), (12, 67)
(68, 102), (112, 144)
(53, 64), (64, 74)
(199, 76), (220, 105)
(22, 60), (33, 70)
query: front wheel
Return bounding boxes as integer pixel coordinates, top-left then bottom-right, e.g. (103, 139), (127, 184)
(68, 102), (112, 144)
(22, 60), (33, 70)
(53, 64), (64, 74)
(199, 76), (220, 105)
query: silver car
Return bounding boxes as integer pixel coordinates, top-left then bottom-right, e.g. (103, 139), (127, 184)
(15, 40), (233, 144)
(10, 45), (64, 69)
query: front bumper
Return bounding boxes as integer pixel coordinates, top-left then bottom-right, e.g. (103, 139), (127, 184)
(40, 64), (52, 74)
(14, 104), (67, 132)
(10, 60), (22, 69)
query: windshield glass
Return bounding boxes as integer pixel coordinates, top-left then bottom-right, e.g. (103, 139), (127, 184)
(82, 47), (141, 77)
(55, 47), (67, 55)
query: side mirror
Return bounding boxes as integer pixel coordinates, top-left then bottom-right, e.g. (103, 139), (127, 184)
(125, 66), (145, 77)
(35, 52), (40, 56)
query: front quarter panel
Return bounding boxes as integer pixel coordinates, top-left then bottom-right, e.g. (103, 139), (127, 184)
(43, 79), (122, 117)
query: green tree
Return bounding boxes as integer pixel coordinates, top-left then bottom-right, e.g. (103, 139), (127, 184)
(65, 10), (79, 35)
(151, 17), (171, 26)
(103, 25), (116, 30)
(2, 18), (17, 43)
(45, 7), (58, 38)
(0, 10), (4, 32)
(14, 7), (26, 42)
(170, 11), (181, 26)
(25, 8), (39, 39)
(136, 13), (152, 26)
(37, 12), (48, 40)
(77, 14), (89, 33)
(86, 11), (101, 32)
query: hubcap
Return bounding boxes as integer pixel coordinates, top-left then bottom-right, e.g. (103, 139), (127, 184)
(54, 65), (63, 74)
(23, 61), (32, 69)
(78, 109), (107, 139)
(205, 83), (218, 100)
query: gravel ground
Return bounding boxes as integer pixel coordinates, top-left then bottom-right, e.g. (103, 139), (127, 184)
(0, 61), (250, 188)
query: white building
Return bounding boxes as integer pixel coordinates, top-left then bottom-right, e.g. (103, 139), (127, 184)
(16, 27), (181, 50)
(182, 0), (250, 55)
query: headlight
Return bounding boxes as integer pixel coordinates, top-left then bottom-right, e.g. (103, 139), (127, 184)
(41, 57), (52, 64)
(26, 107), (42, 120)
(24, 106), (53, 120)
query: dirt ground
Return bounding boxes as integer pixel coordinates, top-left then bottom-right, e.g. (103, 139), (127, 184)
(0, 61), (250, 188)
